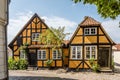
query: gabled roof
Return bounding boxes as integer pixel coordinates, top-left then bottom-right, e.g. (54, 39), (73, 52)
(70, 16), (115, 45)
(79, 16), (100, 26)
(8, 13), (49, 47)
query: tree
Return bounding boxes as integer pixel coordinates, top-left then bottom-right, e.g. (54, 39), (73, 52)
(38, 26), (69, 67)
(72, 0), (120, 19)
(39, 26), (69, 48)
(38, 28), (60, 48)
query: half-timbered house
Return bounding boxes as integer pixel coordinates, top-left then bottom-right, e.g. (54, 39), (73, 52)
(69, 16), (115, 70)
(8, 13), (69, 68)
(9, 14), (115, 70)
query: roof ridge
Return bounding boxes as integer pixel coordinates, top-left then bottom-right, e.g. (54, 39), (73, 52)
(79, 16), (100, 26)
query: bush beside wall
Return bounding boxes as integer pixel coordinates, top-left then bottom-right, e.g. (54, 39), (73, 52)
(8, 58), (28, 70)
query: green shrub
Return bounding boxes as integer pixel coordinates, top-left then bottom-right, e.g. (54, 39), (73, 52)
(91, 64), (100, 72)
(18, 59), (28, 70)
(89, 58), (100, 72)
(8, 58), (28, 70)
(8, 58), (18, 70)
(46, 59), (53, 68)
(89, 58), (95, 66)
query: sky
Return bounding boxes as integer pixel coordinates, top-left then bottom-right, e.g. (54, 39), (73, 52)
(8, 0), (120, 44)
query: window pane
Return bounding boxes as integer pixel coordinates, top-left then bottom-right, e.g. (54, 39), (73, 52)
(85, 28), (90, 35)
(38, 51), (41, 59)
(91, 46), (96, 59)
(72, 47), (76, 59)
(36, 33), (40, 38)
(32, 33), (40, 41)
(71, 46), (82, 59)
(77, 46), (81, 59)
(53, 50), (60, 59)
(53, 51), (56, 59)
(72, 55), (75, 58)
(20, 50), (26, 59)
(86, 47), (90, 59)
(77, 55), (80, 58)
(38, 50), (46, 60)
(42, 51), (46, 59)
(72, 47), (76, 54)
(91, 28), (96, 34)
(85, 46), (96, 59)
(86, 51), (90, 59)
(58, 53), (61, 59)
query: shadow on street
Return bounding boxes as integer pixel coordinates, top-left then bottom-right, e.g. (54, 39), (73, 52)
(9, 76), (78, 80)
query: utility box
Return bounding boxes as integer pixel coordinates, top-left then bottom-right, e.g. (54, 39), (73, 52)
(0, 0), (10, 80)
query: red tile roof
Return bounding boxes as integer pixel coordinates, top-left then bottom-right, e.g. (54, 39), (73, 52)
(80, 16), (100, 26)
(63, 40), (69, 45)
(114, 44), (120, 51)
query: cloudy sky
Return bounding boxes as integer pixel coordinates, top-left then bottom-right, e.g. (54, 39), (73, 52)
(8, 0), (120, 43)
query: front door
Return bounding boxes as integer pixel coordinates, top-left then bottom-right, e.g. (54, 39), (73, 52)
(98, 47), (109, 67)
(28, 49), (37, 67)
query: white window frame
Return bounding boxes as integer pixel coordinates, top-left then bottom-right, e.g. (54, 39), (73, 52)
(52, 50), (61, 59)
(20, 50), (27, 59)
(32, 33), (40, 41)
(37, 50), (46, 60)
(71, 46), (82, 59)
(85, 46), (97, 59)
(84, 28), (97, 35)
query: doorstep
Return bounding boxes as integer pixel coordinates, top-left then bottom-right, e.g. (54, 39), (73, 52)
(100, 67), (112, 72)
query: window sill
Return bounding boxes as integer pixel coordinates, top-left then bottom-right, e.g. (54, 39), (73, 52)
(32, 40), (39, 42)
(53, 59), (61, 60)
(70, 59), (82, 60)
(38, 59), (47, 61)
(85, 59), (97, 61)
(84, 34), (97, 36)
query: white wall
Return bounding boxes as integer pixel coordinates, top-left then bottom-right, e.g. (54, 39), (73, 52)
(0, 25), (7, 79)
(113, 51), (120, 68)
(0, 0), (8, 79)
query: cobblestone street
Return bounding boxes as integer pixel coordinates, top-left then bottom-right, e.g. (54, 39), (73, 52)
(9, 69), (120, 80)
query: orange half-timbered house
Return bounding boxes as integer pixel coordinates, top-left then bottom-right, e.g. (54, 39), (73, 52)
(8, 13), (69, 68)
(69, 16), (115, 70)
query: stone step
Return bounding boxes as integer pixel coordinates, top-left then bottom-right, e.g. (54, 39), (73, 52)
(100, 67), (113, 72)
(27, 67), (38, 71)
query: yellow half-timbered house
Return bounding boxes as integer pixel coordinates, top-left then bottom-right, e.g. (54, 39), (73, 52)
(69, 16), (115, 69)
(9, 14), (115, 70)
(8, 13), (69, 68)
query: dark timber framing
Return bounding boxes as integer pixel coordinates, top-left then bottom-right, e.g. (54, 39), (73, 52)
(68, 16), (115, 70)
(8, 15), (115, 70)
(8, 13), (64, 68)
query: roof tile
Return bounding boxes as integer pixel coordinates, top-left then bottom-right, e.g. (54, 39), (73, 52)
(80, 16), (100, 26)
(114, 44), (120, 51)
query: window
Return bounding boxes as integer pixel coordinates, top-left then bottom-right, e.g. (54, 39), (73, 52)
(32, 33), (40, 41)
(20, 50), (27, 59)
(85, 46), (97, 59)
(84, 28), (96, 35)
(84, 28), (90, 35)
(37, 50), (46, 60)
(71, 46), (82, 59)
(91, 28), (96, 34)
(52, 50), (61, 59)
